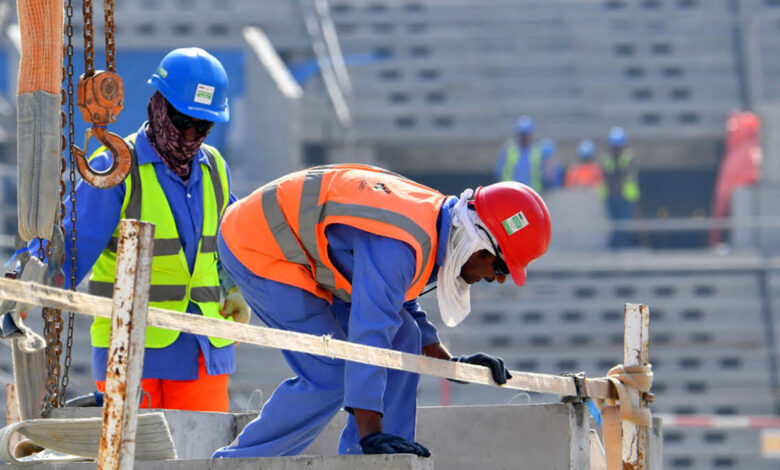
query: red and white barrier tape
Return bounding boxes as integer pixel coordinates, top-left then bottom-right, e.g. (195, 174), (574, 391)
(657, 413), (780, 429)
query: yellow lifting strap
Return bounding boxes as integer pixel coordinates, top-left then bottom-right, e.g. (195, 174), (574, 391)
(15, 0), (63, 243)
(17, 0), (62, 96)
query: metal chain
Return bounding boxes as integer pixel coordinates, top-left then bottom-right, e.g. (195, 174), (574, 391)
(38, 235), (59, 416)
(60, 0), (78, 405)
(82, 0), (94, 76)
(104, 0), (116, 73)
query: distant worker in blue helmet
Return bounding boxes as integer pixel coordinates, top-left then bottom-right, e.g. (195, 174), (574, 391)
(539, 137), (564, 190)
(495, 116), (546, 192)
(565, 139), (603, 188)
(34, 47), (247, 411)
(600, 127), (640, 248)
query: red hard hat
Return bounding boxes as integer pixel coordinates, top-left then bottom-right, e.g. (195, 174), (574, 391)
(473, 182), (552, 286)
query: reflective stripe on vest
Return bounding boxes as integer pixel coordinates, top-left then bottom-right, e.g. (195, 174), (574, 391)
(88, 134), (231, 348)
(222, 164), (445, 303)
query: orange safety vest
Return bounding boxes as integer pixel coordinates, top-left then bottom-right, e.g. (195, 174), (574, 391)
(564, 162), (604, 188)
(221, 164), (448, 303)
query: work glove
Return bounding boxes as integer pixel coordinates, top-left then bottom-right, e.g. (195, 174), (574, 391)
(451, 352), (513, 385)
(359, 432), (431, 457)
(220, 286), (251, 324)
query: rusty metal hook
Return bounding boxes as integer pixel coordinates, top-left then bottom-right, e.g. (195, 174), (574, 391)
(71, 126), (131, 189)
(71, 71), (131, 189)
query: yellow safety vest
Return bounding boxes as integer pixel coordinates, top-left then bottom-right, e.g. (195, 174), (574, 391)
(600, 149), (640, 202)
(500, 140), (543, 192)
(89, 134), (233, 348)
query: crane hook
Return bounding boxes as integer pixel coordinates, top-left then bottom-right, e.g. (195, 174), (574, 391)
(71, 126), (132, 189)
(72, 71), (131, 189)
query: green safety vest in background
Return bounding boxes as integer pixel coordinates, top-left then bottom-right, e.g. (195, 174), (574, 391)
(600, 149), (640, 202)
(89, 134), (233, 349)
(500, 140), (543, 192)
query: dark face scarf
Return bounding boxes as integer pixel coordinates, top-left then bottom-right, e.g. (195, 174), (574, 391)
(145, 91), (209, 180)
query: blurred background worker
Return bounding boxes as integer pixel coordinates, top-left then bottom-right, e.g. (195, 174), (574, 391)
(34, 48), (249, 411)
(565, 139), (603, 188)
(539, 137), (564, 191)
(495, 116), (544, 193)
(212, 165), (551, 458)
(601, 127), (640, 248)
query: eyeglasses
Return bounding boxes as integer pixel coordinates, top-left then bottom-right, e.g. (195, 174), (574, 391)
(477, 225), (510, 277)
(166, 103), (215, 134)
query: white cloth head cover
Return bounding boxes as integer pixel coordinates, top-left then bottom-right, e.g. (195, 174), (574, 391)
(437, 188), (496, 327)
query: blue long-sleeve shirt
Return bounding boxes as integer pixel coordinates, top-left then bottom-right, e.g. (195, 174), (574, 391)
(35, 123), (238, 381)
(314, 197), (456, 410)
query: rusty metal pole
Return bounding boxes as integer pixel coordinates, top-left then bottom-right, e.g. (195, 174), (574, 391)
(622, 303), (650, 469)
(97, 220), (154, 470)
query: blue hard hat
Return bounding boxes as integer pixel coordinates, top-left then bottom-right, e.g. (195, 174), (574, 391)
(540, 137), (556, 156)
(148, 47), (229, 122)
(515, 115), (533, 135)
(578, 139), (595, 159)
(608, 127), (627, 147)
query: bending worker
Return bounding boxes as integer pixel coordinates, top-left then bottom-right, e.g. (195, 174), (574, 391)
(38, 48), (248, 411)
(212, 164), (552, 458)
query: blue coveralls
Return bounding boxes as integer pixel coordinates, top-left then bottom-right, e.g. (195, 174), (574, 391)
(212, 197), (456, 457)
(32, 123), (237, 381)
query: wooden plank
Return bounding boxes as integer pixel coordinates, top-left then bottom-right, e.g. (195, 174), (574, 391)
(621, 303), (650, 469)
(0, 276), (616, 399)
(98, 220), (155, 470)
(5, 384), (21, 453)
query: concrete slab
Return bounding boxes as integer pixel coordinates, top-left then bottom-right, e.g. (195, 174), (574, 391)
(15, 403), (662, 469)
(7, 455), (433, 469)
(301, 403), (590, 470)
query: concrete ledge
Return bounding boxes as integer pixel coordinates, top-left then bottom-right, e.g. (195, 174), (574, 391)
(9, 455), (433, 469)
(302, 404), (590, 470)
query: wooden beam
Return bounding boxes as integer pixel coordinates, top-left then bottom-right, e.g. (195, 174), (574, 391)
(97, 220), (154, 470)
(0, 276), (616, 400)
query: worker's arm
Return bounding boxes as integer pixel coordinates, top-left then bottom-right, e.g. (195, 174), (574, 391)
(329, 228), (416, 436)
(28, 153), (124, 289)
(403, 299), (440, 347)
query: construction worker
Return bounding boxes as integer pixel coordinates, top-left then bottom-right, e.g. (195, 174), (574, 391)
(564, 139), (604, 188)
(211, 164), (552, 458)
(495, 116), (544, 192)
(601, 127), (640, 248)
(34, 48), (248, 411)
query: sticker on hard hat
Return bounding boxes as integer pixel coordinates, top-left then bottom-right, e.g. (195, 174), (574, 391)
(194, 84), (215, 105)
(158, 67), (168, 78)
(502, 211), (529, 235)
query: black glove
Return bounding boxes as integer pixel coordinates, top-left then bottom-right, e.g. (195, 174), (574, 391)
(452, 352), (513, 385)
(359, 432), (431, 457)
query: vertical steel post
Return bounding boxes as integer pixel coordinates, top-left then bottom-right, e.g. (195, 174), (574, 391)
(97, 220), (154, 470)
(622, 303), (650, 469)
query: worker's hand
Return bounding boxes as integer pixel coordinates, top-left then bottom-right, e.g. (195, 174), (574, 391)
(452, 352), (513, 385)
(220, 287), (251, 324)
(421, 342), (451, 361)
(359, 432), (431, 457)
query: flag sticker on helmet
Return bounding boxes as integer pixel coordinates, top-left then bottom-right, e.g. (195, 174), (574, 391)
(194, 83), (215, 105)
(502, 211), (529, 236)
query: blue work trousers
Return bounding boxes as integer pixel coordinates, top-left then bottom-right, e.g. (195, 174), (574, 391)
(607, 197), (638, 248)
(212, 234), (422, 458)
